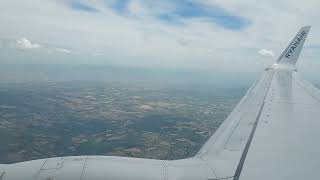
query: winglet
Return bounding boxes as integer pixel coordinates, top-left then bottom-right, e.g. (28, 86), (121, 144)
(277, 26), (311, 65)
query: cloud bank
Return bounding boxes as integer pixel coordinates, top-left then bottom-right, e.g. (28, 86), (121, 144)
(0, 0), (319, 73)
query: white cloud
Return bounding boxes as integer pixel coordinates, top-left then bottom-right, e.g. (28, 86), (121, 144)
(47, 48), (71, 54)
(54, 48), (71, 54)
(16, 37), (41, 50)
(258, 48), (274, 57)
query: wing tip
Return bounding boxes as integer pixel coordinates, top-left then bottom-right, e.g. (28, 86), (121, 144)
(302, 25), (311, 31)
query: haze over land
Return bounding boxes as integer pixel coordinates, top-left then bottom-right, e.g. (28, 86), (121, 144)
(0, 65), (249, 163)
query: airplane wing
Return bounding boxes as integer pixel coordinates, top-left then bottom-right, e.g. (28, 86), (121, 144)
(196, 26), (319, 180)
(1, 26), (319, 180)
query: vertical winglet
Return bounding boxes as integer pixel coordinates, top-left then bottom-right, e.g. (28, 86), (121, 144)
(277, 26), (311, 65)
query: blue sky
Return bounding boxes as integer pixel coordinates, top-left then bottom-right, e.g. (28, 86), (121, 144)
(67, 1), (99, 12)
(66, 0), (249, 30)
(0, 0), (319, 76)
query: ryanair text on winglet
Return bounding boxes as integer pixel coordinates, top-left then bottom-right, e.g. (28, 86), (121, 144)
(285, 31), (307, 58)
